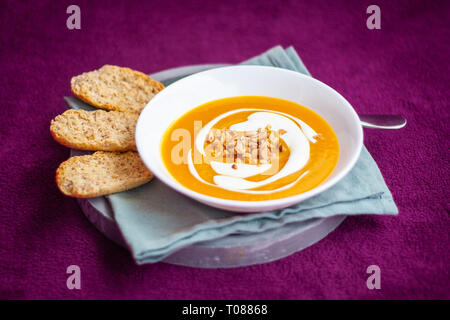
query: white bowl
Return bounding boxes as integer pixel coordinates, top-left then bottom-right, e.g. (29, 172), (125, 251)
(136, 66), (363, 212)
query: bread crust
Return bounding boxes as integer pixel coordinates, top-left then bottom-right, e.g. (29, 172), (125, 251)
(71, 65), (164, 114)
(56, 151), (153, 198)
(50, 109), (138, 151)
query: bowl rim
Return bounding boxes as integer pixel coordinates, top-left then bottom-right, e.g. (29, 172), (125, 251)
(136, 65), (363, 211)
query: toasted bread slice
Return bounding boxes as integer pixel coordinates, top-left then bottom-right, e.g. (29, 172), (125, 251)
(56, 151), (153, 198)
(50, 109), (138, 151)
(71, 65), (164, 114)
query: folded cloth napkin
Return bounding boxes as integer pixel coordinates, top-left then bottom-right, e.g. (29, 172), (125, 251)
(65, 46), (398, 264)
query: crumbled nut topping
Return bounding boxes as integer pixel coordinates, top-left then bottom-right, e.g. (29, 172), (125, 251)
(204, 125), (287, 164)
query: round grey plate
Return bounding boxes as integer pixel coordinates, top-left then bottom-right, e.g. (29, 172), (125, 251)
(75, 64), (346, 268)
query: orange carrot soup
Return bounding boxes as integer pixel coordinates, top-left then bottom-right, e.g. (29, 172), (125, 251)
(161, 96), (339, 201)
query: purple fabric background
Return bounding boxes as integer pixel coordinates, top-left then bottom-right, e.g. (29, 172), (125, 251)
(0, 0), (448, 299)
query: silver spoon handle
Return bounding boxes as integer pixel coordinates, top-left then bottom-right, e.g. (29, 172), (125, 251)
(359, 114), (407, 129)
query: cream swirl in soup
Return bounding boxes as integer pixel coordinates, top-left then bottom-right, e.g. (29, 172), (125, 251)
(188, 109), (318, 193)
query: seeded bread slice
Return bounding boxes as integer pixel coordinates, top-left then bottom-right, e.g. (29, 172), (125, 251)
(71, 65), (164, 114)
(50, 109), (138, 151)
(56, 151), (153, 198)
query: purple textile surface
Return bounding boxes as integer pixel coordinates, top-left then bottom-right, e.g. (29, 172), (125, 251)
(0, 0), (448, 299)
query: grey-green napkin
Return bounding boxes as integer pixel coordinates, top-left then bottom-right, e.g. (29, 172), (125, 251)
(65, 46), (398, 264)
